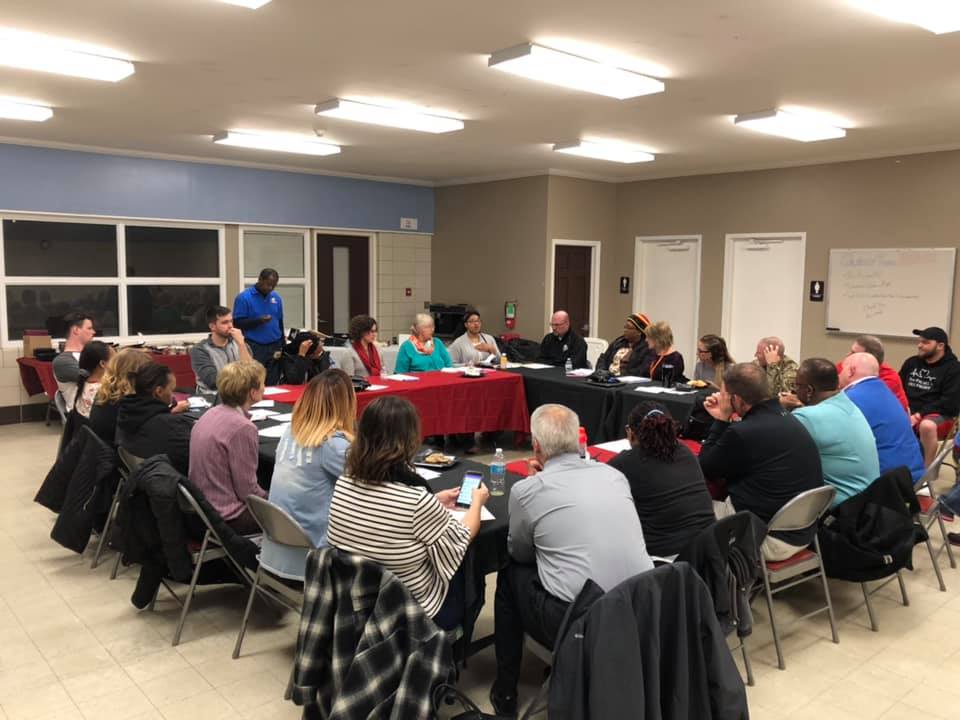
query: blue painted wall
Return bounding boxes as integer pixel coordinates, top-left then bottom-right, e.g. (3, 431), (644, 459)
(0, 143), (434, 232)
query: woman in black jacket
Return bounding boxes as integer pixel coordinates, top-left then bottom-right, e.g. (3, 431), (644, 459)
(89, 349), (153, 445)
(596, 312), (653, 377)
(115, 363), (191, 463)
(608, 401), (715, 558)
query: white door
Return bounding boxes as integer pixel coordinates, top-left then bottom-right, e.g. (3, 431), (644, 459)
(722, 233), (806, 365)
(633, 236), (702, 366)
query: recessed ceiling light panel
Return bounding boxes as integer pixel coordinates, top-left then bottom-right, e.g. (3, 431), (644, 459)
(733, 109), (847, 142)
(0, 28), (134, 82)
(220, 0), (273, 8)
(213, 131), (341, 156)
(0, 98), (53, 122)
(315, 99), (464, 134)
(489, 43), (664, 99)
(553, 140), (655, 164)
(850, 1), (960, 34)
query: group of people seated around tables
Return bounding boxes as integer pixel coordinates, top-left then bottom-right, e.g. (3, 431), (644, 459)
(44, 267), (960, 715)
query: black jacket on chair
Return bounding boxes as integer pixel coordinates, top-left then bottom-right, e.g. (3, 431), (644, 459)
(548, 563), (748, 720)
(677, 511), (767, 639)
(36, 426), (118, 554)
(118, 455), (259, 603)
(817, 466), (926, 582)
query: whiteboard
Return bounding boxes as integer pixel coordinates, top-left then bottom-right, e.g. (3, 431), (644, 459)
(826, 248), (956, 337)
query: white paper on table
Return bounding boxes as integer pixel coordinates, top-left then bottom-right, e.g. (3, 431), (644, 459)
(594, 438), (631, 453)
(262, 387), (288, 396)
(251, 399), (276, 408)
(520, 363), (554, 370)
(566, 368), (594, 377)
(441, 367), (465, 374)
(616, 376), (650, 384)
(662, 388), (693, 395)
(415, 467), (442, 480)
(365, 384), (389, 391)
(383, 373), (419, 381)
(187, 396), (210, 409)
(269, 412), (294, 422)
(248, 409), (278, 422)
(450, 507), (496, 522)
(258, 425), (288, 438)
(500, 362), (523, 369)
(634, 386), (666, 394)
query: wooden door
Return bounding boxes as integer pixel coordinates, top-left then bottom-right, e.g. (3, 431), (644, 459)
(315, 234), (369, 335)
(553, 244), (592, 335)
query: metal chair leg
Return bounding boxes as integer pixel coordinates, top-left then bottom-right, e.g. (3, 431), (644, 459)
(938, 513), (957, 568)
(172, 531), (210, 646)
(91, 479), (123, 570)
(110, 549), (123, 580)
(813, 536), (839, 643)
(233, 569), (262, 659)
(925, 533), (948, 591)
(761, 570), (785, 670)
(896, 570), (909, 606)
(740, 637), (755, 686)
(861, 582), (879, 631)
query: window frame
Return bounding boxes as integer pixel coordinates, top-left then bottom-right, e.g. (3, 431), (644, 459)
(0, 212), (225, 348)
(238, 226), (311, 332)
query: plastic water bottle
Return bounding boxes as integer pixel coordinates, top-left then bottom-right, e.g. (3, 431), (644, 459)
(490, 448), (506, 496)
(578, 427), (589, 459)
(565, 357), (574, 374)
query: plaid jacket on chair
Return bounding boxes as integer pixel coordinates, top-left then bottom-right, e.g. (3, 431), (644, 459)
(290, 548), (455, 720)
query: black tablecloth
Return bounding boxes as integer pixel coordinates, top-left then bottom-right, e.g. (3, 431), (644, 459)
(511, 367), (699, 443)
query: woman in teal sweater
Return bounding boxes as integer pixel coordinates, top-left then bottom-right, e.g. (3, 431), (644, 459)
(395, 313), (453, 372)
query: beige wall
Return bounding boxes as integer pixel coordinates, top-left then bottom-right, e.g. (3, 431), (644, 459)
(376, 233), (432, 343)
(433, 177), (549, 339)
(617, 150), (960, 369)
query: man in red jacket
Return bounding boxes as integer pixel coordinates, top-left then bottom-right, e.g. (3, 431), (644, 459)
(837, 335), (909, 412)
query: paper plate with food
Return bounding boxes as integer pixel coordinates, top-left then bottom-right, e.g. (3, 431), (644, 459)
(413, 450), (458, 469)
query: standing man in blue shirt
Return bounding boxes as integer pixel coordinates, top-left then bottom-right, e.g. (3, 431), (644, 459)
(233, 268), (284, 385)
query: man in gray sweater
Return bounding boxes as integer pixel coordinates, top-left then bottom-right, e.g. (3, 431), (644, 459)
(52, 312), (96, 410)
(190, 306), (253, 397)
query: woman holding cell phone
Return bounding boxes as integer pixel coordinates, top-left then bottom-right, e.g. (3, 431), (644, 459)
(327, 395), (489, 630)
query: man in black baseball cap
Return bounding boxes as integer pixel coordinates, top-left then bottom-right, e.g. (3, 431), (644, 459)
(899, 326), (960, 466)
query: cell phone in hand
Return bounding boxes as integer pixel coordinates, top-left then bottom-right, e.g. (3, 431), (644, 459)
(456, 471), (484, 508)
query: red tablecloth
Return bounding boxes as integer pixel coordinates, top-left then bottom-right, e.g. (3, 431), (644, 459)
(265, 370), (530, 437)
(16, 352), (197, 399)
(506, 439), (703, 477)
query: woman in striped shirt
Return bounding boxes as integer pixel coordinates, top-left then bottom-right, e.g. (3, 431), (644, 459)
(327, 396), (490, 629)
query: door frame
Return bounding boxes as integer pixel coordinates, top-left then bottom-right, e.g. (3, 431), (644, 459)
(721, 231), (806, 357)
(313, 230), (377, 330)
(633, 234), (702, 361)
(547, 238), (601, 337)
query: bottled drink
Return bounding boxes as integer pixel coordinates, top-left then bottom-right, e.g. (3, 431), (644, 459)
(489, 448), (506, 496)
(565, 357), (574, 374)
(578, 427), (588, 459)
(662, 363), (675, 388)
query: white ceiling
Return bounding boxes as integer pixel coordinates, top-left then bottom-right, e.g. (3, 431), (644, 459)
(1, 0), (960, 185)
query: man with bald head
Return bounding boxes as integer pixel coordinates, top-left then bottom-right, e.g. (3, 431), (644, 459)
(754, 336), (799, 394)
(840, 352), (924, 481)
(537, 310), (590, 369)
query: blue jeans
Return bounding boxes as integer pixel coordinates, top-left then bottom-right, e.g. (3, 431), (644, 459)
(247, 339), (282, 386)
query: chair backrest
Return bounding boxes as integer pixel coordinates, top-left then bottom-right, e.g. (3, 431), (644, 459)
(584, 337), (609, 368)
(246, 495), (315, 549)
(117, 447), (145, 476)
(397, 333), (411, 346)
(917, 441), (954, 491)
(177, 483), (255, 580)
(767, 486), (836, 533)
(54, 390), (68, 425)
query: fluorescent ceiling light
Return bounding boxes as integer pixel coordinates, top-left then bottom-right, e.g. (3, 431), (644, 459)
(220, 0), (273, 8)
(488, 43), (664, 100)
(733, 109), (847, 142)
(0, 29), (134, 82)
(850, 1), (960, 34)
(0, 98), (53, 122)
(213, 131), (341, 156)
(553, 140), (655, 164)
(315, 99), (464, 133)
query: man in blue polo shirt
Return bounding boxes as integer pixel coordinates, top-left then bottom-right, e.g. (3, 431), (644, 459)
(233, 268), (284, 385)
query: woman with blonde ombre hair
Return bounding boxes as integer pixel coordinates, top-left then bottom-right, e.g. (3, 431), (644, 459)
(88, 348), (152, 445)
(259, 369), (357, 580)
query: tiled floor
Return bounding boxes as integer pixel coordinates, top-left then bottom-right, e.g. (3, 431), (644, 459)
(1, 422), (958, 719)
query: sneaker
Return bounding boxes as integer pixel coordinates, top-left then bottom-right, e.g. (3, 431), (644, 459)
(948, 532), (960, 547)
(937, 498), (956, 522)
(489, 685), (518, 717)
